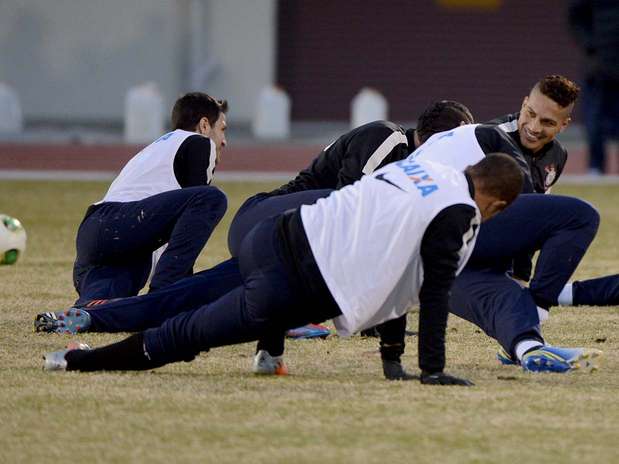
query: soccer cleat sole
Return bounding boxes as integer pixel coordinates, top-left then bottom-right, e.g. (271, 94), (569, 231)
(34, 308), (90, 334)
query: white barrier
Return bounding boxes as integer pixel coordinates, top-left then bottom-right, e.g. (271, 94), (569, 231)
(252, 85), (290, 139)
(350, 87), (387, 129)
(0, 83), (23, 133)
(124, 82), (165, 144)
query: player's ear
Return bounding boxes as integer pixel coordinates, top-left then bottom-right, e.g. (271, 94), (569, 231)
(196, 117), (212, 136)
(559, 116), (571, 133)
(482, 199), (507, 221)
(413, 130), (421, 149)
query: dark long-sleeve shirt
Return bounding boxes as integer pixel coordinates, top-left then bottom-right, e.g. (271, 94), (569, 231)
(269, 120), (414, 195)
(172, 135), (217, 187)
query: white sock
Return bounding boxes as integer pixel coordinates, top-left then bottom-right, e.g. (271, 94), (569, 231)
(557, 283), (573, 306)
(515, 340), (544, 362)
(537, 306), (549, 325)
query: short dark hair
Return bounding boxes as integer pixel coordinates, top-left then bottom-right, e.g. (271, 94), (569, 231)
(466, 153), (524, 205)
(171, 92), (228, 131)
(533, 75), (580, 108)
(416, 100), (475, 144)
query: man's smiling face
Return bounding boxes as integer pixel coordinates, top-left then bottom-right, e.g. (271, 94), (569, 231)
(517, 87), (572, 153)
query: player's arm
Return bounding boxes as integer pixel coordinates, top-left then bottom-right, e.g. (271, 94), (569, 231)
(266, 140), (342, 197)
(418, 204), (478, 386)
(336, 126), (409, 188)
(474, 125), (535, 193)
(173, 135), (217, 187)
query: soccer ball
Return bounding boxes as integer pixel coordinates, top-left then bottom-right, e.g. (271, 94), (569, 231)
(0, 214), (27, 265)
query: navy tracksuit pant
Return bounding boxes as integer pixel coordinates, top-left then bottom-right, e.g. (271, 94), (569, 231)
(73, 186), (227, 306)
(143, 215), (341, 365)
(227, 189), (333, 257)
(450, 194), (600, 357)
(573, 274), (619, 306)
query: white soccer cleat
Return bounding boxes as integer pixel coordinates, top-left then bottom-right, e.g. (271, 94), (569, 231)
(252, 350), (289, 376)
(43, 342), (91, 371)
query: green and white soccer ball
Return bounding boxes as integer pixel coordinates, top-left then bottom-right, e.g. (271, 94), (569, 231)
(0, 214), (27, 265)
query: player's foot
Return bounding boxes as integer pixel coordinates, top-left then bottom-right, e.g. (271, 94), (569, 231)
(286, 323), (330, 339)
(34, 308), (92, 334)
(382, 360), (419, 381)
(521, 346), (603, 373)
(252, 350), (289, 375)
(43, 342), (91, 371)
(496, 347), (517, 365)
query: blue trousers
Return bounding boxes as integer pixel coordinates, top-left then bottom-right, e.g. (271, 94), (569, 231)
(143, 215), (341, 364)
(451, 194), (600, 356)
(73, 186), (227, 306)
(227, 189), (333, 257)
(573, 274), (619, 306)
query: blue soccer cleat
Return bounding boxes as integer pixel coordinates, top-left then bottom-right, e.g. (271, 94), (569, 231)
(521, 346), (603, 373)
(286, 323), (330, 339)
(34, 308), (92, 334)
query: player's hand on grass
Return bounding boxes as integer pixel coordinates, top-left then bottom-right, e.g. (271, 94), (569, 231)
(382, 359), (419, 381)
(420, 371), (474, 386)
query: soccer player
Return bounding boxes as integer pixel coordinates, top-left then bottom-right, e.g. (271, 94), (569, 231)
(405, 77), (604, 372)
(69, 92), (228, 307)
(43, 154), (524, 387)
(226, 100), (474, 341)
(487, 75), (619, 308)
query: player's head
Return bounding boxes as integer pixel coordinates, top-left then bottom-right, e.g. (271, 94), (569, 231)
(415, 100), (475, 147)
(465, 153), (524, 221)
(172, 92), (228, 160)
(518, 75), (580, 153)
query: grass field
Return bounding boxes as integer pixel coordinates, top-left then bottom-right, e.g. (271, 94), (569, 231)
(1, 180), (618, 464)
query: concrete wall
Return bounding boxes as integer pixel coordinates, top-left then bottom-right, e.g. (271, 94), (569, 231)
(0, 0), (276, 125)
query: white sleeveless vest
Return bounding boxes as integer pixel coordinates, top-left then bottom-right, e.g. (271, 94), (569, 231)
(99, 129), (215, 203)
(409, 124), (484, 170)
(301, 158), (480, 336)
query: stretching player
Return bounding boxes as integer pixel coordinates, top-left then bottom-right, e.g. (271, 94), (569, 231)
(42, 155), (524, 386)
(69, 92), (228, 307)
(488, 74), (619, 304)
(226, 100), (474, 342)
(403, 79), (604, 372)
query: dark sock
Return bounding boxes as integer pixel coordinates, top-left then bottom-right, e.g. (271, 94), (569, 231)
(65, 333), (165, 372)
(380, 342), (405, 362)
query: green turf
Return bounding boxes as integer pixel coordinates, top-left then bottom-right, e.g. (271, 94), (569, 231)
(0, 180), (617, 463)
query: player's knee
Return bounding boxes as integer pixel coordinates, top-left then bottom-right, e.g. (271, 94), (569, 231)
(572, 199), (600, 234)
(192, 187), (228, 216)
